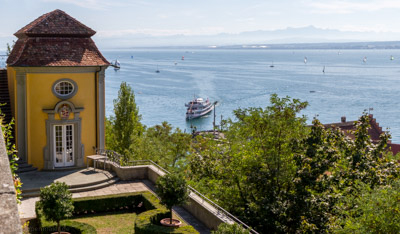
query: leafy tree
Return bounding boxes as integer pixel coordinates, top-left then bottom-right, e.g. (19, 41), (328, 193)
(39, 182), (74, 234)
(189, 94), (309, 233)
(6, 40), (15, 56)
(107, 82), (143, 160)
(212, 223), (251, 234)
(188, 95), (400, 233)
(333, 181), (400, 233)
(156, 173), (189, 224)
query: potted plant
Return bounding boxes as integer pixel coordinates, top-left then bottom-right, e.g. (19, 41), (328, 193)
(39, 181), (74, 234)
(156, 173), (189, 227)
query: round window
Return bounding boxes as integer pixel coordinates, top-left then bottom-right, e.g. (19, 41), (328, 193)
(52, 79), (78, 99)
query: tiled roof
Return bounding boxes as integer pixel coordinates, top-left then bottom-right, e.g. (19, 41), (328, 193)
(323, 115), (400, 155)
(15, 9), (96, 38)
(7, 37), (109, 66)
(7, 9), (109, 67)
(323, 115), (383, 142)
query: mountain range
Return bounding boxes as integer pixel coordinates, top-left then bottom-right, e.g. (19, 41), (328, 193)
(94, 26), (400, 49)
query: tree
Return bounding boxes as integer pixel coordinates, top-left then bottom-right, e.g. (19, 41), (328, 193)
(189, 94), (309, 232)
(107, 82), (143, 160)
(333, 181), (400, 233)
(39, 182), (74, 234)
(212, 223), (251, 234)
(6, 40), (15, 56)
(188, 95), (400, 233)
(156, 173), (189, 224)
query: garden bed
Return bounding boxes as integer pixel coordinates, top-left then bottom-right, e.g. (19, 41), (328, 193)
(29, 192), (198, 233)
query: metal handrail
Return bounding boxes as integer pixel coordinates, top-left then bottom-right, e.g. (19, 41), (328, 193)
(92, 148), (258, 233)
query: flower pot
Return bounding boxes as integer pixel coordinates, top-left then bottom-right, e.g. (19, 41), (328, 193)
(160, 218), (182, 227)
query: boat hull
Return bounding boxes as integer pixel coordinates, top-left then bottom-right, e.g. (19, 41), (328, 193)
(186, 105), (214, 120)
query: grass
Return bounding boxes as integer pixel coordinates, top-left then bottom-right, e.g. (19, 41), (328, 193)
(71, 211), (137, 234)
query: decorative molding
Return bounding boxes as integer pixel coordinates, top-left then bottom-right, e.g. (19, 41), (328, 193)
(43, 101), (84, 170)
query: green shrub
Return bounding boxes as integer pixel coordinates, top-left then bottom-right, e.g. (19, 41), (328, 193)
(39, 182), (74, 234)
(35, 205), (96, 234)
(212, 223), (251, 234)
(73, 192), (149, 215)
(156, 173), (189, 224)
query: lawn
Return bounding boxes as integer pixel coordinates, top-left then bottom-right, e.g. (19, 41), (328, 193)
(71, 211), (137, 234)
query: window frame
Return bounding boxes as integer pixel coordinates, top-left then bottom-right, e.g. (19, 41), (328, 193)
(52, 79), (78, 99)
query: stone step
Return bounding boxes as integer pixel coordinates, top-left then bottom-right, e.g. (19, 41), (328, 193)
(21, 177), (120, 198)
(16, 166), (37, 173)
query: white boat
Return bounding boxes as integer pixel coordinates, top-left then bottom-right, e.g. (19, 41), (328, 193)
(363, 56), (367, 63)
(185, 97), (214, 119)
(111, 59), (120, 69)
(304, 57), (307, 64)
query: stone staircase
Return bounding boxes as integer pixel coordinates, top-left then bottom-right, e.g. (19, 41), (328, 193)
(21, 169), (120, 198)
(16, 160), (38, 173)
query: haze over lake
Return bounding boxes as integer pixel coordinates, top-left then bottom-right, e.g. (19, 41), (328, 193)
(104, 49), (400, 141)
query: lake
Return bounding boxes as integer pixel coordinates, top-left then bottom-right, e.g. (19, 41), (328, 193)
(102, 49), (400, 142)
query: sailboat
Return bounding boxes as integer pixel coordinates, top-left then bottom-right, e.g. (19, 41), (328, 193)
(304, 57), (307, 64)
(391, 55), (395, 60)
(155, 65), (160, 73)
(181, 56), (185, 60)
(111, 59), (120, 69)
(323, 66), (325, 73)
(270, 61), (274, 68)
(363, 56), (367, 63)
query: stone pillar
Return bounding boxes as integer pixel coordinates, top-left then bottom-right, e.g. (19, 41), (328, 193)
(98, 68), (106, 150)
(16, 72), (27, 162)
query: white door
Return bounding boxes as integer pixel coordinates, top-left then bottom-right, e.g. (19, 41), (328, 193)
(54, 124), (74, 167)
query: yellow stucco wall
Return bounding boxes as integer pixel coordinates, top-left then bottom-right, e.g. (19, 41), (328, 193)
(26, 73), (97, 169)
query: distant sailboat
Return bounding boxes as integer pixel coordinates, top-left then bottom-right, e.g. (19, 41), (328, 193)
(155, 65), (160, 73)
(323, 66), (325, 73)
(391, 55), (395, 60)
(270, 61), (274, 68)
(181, 56), (185, 60)
(363, 56), (367, 63)
(304, 57), (307, 64)
(111, 59), (120, 70)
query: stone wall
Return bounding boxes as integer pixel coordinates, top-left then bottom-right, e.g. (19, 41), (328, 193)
(0, 128), (22, 234)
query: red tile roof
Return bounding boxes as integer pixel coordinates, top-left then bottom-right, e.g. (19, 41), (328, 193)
(323, 115), (400, 155)
(15, 9), (96, 38)
(7, 9), (109, 67)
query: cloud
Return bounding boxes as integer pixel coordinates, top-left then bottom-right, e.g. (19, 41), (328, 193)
(307, 0), (400, 14)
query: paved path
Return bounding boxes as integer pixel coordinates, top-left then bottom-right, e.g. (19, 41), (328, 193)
(20, 168), (115, 191)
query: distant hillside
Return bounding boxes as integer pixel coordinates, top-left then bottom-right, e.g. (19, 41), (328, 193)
(95, 25), (400, 49)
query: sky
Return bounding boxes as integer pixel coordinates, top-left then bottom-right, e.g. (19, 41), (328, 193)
(1, 0), (400, 48)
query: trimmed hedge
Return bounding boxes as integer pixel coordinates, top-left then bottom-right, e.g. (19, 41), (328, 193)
(34, 206), (96, 234)
(35, 192), (198, 233)
(134, 193), (199, 234)
(73, 192), (149, 215)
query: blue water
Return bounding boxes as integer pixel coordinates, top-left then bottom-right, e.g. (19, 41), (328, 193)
(103, 49), (400, 142)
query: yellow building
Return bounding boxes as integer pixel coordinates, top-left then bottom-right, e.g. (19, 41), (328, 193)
(6, 9), (109, 170)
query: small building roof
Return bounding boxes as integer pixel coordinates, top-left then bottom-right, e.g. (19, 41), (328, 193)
(14, 9), (96, 38)
(7, 9), (109, 67)
(324, 115), (400, 155)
